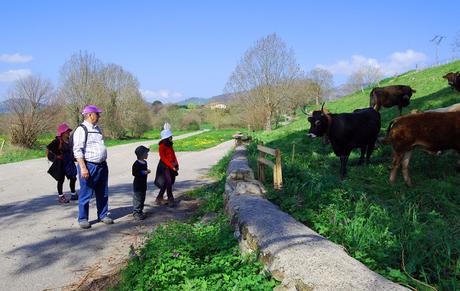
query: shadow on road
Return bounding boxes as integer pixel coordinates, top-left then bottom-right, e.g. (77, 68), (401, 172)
(3, 178), (210, 275)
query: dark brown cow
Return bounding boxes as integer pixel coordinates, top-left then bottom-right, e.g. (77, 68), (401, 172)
(385, 112), (460, 186)
(370, 85), (416, 115)
(442, 71), (460, 92)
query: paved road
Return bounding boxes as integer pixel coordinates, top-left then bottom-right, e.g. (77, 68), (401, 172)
(0, 131), (234, 290)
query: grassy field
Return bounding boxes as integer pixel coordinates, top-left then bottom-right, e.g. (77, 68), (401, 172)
(113, 153), (278, 290)
(149, 129), (239, 152)
(0, 130), (194, 164)
(247, 61), (460, 289)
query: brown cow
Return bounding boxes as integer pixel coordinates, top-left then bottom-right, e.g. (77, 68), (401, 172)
(385, 112), (460, 186)
(370, 85), (416, 115)
(442, 71), (460, 91)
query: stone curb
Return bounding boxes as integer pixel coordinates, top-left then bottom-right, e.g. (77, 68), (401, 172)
(224, 145), (408, 291)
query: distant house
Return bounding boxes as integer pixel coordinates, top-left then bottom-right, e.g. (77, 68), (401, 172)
(206, 102), (227, 109)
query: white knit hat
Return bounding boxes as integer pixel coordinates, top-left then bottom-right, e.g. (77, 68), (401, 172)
(160, 122), (173, 140)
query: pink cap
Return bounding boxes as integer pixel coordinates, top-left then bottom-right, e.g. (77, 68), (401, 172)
(57, 123), (72, 136)
(81, 105), (102, 114)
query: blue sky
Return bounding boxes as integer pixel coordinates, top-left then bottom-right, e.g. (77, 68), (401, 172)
(1, 1), (459, 103)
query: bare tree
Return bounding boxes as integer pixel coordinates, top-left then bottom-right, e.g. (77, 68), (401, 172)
(6, 75), (54, 148)
(59, 52), (150, 138)
(100, 63), (144, 138)
(225, 33), (302, 131)
(287, 77), (318, 114)
(308, 68), (334, 105)
(119, 91), (150, 137)
(59, 51), (104, 126)
(347, 65), (383, 93)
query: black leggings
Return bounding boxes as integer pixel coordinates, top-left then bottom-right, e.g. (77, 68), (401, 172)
(157, 170), (174, 200)
(57, 176), (76, 195)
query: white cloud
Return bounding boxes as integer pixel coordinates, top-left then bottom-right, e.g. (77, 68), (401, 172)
(140, 89), (184, 103)
(0, 69), (32, 82)
(317, 49), (428, 77)
(0, 53), (33, 63)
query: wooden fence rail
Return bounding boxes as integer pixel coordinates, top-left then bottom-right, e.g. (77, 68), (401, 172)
(257, 144), (282, 190)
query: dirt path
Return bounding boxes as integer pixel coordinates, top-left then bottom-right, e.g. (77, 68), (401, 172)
(0, 132), (234, 291)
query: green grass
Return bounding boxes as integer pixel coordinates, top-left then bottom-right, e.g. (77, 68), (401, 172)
(104, 130), (193, 147)
(114, 152), (278, 291)
(150, 129), (239, 152)
(308, 60), (460, 121)
(0, 130), (194, 164)
(248, 61), (460, 290)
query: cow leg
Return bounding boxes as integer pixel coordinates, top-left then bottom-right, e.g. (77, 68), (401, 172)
(389, 152), (403, 185)
(365, 143), (375, 164)
(398, 105), (403, 116)
(401, 151), (413, 187)
(358, 147), (366, 165)
(340, 155), (349, 180)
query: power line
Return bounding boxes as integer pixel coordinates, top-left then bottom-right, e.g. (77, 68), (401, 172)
(430, 35), (445, 65)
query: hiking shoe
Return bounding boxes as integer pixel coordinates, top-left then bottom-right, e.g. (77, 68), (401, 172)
(100, 216), (114, 224)
(155, 197), (164, 205)
(70, 193), (78, 201)
(167, 199), (175, 208)
(133, 212), (146, 221)
(79, 220), (91, 229)
(58, 195), (69, 204)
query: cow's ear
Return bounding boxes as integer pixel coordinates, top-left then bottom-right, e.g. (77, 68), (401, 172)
(308, 117), (313, 122)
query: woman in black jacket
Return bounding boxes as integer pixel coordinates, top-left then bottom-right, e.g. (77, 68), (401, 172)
(46, 123), (78, 203)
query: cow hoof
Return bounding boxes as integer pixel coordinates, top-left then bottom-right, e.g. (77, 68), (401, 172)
(405, 182), (414, 187)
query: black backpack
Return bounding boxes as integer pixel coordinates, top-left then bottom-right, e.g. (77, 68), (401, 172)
(70, 123), (89, 150)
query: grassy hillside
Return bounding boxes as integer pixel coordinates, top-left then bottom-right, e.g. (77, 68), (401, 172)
(249, 61), (460, 289)
(321, 60), (460, 123)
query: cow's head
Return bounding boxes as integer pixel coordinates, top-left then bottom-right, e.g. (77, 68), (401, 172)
(443, 72), (459, 85)
(306, 103), (329, 138)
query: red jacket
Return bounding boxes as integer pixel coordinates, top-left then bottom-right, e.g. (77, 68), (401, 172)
(159, 143), (178, 170)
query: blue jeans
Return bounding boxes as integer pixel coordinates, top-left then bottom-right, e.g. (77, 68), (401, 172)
(77, 162), (109, 222)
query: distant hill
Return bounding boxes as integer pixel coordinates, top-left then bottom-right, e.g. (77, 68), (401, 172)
(209, 93), (235, 104)
(176, 93), (236, 106)
(176, 97), (210, 106)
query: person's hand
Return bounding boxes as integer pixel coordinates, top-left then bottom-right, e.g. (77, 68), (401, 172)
(173, 167), (178, 172)
(57, 155), (63, 160)
(146, 169), (151, 174)
(80, 167), (90, 180)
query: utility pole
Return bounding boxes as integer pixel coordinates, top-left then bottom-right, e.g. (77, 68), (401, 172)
(430, 35), (445, 65)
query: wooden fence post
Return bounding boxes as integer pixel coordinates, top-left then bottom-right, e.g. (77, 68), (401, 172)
(258, 143), (265, 182)
(257, 143), (282, 190)
(274, 149), (283, 190)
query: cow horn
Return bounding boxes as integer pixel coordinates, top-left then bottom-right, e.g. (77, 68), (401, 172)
(300, 106), (311, 116)
(321, 102), (325, 112)
(300, 106), (307, 115)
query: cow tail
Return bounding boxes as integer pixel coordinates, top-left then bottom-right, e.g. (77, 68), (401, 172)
(383, 120), (395, 144)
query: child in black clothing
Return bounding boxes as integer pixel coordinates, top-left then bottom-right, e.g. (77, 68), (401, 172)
(132, 145), (151, 220)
